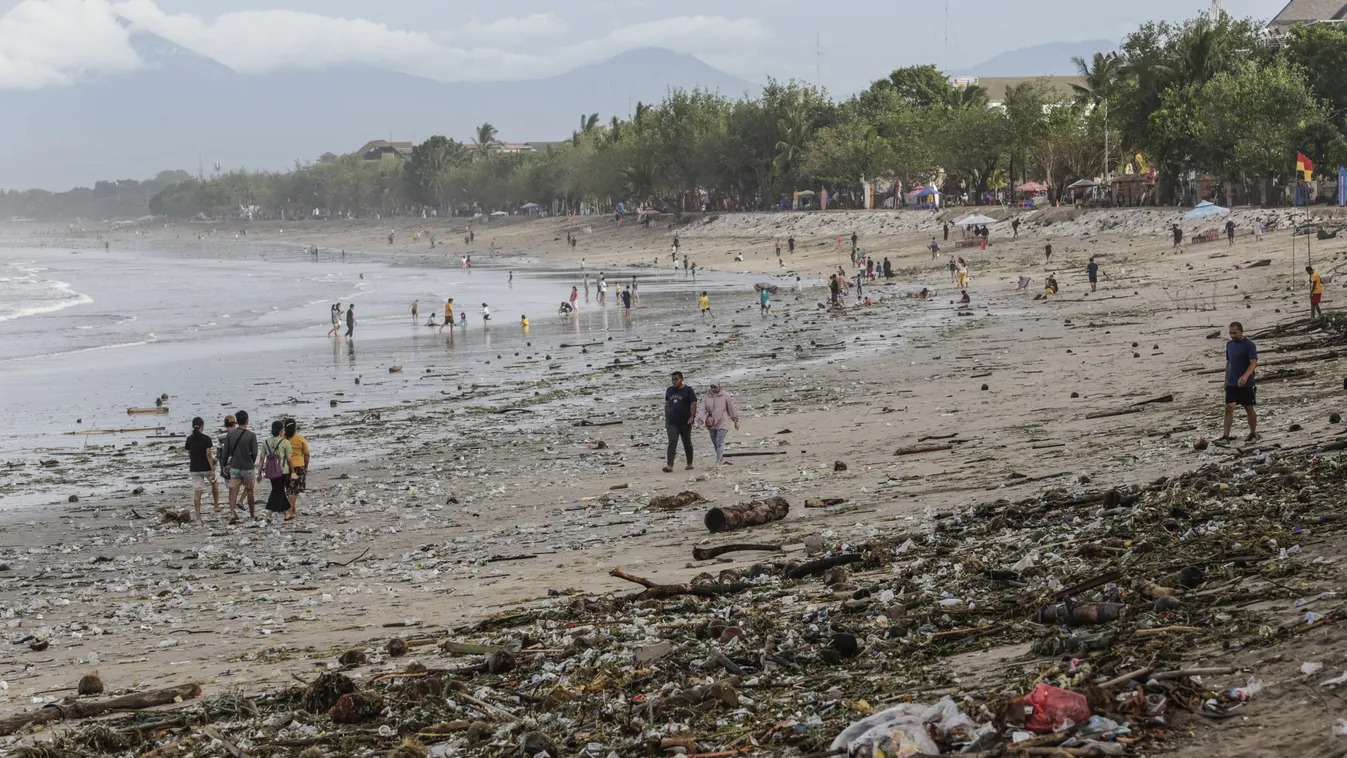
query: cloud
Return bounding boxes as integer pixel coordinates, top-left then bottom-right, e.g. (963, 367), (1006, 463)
(0, 1), (770, 89)
(459, 13), (568, 43)
(568, 16), (770, 60)
(112, 0), (538, 78)
(0, 0), (140, 89)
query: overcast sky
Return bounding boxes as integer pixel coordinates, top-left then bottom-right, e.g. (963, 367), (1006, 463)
(0, 0), (1280, 94)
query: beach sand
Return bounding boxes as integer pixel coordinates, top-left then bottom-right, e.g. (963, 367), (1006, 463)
(3, 206), (1347, 754)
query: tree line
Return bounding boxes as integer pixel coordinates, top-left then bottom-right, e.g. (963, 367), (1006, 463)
(9, 12), (1347, 223)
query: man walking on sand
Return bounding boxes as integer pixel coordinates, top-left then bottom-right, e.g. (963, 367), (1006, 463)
(223, 410), (258, 523)
(664, 371), (697, 472)
(788, 235), (795, 254)
(699, 291), (712, 321)
(1087, 257), (1099, 292)
(439, 298), (454, 333)
(1226, 219), (1236, 246)
(1172, 224), (1184, 252)
(1308, 265), (1325, 318)
(411, 299), (418, 321)
(1221, 322), (1258, 443)
(345, 304), (356, 338)
(930, 238), (940, 259)
(1012, 218), (1021, 239)
(702, 377), (740, 467)
(185, 416), (217, 523)
(1045, 241), (1053, 264)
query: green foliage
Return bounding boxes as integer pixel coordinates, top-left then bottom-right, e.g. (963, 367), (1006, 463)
(21, 9), (1327, 222)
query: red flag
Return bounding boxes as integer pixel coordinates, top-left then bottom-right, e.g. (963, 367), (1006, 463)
(1298, 152), (1315, 181)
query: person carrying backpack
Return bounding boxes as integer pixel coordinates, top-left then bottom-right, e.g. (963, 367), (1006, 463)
(260, 420), (293, 524)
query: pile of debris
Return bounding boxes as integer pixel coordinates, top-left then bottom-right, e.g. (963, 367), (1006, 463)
(8, 449), (1347, 757)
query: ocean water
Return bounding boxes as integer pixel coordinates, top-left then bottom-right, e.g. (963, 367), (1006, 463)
(0, 234), (760, 506)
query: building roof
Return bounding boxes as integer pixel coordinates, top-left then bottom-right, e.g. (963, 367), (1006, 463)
(971, 76), (1085, 106)
(1270, 0), (1347, 29)
(356, 140), (414, 155)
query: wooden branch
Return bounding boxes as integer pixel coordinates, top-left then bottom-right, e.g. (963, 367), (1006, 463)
(895, 444), (952, 456)
(692, 544), (782, 561)
(1085, 407), (1144, 420)
(1131, 394), (1174, 406)
(784, 553), (862, 580)
(608, 567), (753, 600)
(0, 682), (201, 736)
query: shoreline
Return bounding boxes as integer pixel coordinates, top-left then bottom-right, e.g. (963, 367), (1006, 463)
(1, 208), (1345, 754)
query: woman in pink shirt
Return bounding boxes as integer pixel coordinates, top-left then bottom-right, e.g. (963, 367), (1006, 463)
(701, 377), (740, 466)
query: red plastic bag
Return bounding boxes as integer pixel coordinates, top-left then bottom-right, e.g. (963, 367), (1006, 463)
(1023, 683), (1091, 733)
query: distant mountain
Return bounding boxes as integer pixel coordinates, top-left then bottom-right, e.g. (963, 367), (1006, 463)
(953, 39), (1116, 78)
(0, 40), (755, 191)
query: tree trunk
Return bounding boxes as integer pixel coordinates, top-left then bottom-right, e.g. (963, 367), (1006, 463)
(0, 683), (202, 736)
(704, 497), (790, 533)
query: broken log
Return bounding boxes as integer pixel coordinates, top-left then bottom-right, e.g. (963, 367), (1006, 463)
(692, 543), (782, 561)
(721, 451), (788, 457)
(609, 568), (753, 600)
(126, 407), (169, 415)
(579, 419), (623, 427)
(0, 682), (201, 736)
(1085, 407), (1144, 420)
(917, 433), (960, 442)
(705, 497), (789, 533)
(895, 444), (953, 456)
(1131, 394), (1174, 406)
(785, 553), (863, 580)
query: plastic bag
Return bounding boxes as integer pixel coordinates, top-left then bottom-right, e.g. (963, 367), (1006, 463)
(830, 696), (977, 757)
(1024, 683), (1091, 734)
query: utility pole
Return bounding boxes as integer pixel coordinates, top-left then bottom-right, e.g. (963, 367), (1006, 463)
(944, 0), (950, 71)
(1103, 100), (1110, 185)
(816, 32), (821, 91)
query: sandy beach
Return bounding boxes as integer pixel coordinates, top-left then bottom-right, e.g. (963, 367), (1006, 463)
(3, 206), (1347, 755)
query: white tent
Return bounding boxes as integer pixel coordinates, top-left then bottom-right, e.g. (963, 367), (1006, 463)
(955, 214), (998, 226)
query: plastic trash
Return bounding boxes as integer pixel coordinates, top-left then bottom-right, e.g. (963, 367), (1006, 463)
(830, 696), (978, 757)
(1335, 719), (1347, 737)
(1022, 683), (1091, 734)
(1230, 677), (1265, 700)
(1303, 661), (1324, 676)
(1321, 671), (1347, 688)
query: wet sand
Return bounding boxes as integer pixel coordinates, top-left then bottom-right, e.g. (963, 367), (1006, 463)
(2, 207), (1346, 754)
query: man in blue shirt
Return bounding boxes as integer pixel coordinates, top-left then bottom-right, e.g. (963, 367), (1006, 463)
(1222, 321), (1259, 442)
(1087, 257), (1099, 292)
(664, 372), (698, 472)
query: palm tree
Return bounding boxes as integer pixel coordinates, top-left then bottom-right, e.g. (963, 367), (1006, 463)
(773, 98), (812, 178)
(581, 113), (600, 133)
(622, 158), (660, 203)
(474, 122), (498, 159)
(633, 101), (650, 124)
(946, 84), (990, 110)
(608, 116), (625, 145)
(1071, 52), (1120, 106)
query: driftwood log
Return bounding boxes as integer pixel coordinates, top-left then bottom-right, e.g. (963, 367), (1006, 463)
(692, 543), (781, 561)
(895, 444), (953, 456)
(705, 497), (789, 533)
(0, 682), (201, 736)
(609, 568), (752, 601)
(785, 553), (863, 580)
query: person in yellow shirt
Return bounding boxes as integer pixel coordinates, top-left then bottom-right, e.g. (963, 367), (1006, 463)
(283, 420), (309, 521)
(439, 298), (454, 334)
(1308, 265), (1324, 319)
(698, 292), (711, 321)
(521, 315), (530, 329)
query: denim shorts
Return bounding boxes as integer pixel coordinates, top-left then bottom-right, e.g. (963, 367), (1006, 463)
(229, 467), (256, 482)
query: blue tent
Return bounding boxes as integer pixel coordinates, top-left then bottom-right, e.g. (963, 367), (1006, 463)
(1183, 200), (1230, 219)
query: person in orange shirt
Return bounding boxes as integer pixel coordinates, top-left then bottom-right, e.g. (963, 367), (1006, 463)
(283, 420), (309, 521)
(1308, 265), (1324, 319)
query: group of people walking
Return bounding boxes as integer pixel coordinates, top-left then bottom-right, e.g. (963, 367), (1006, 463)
(185, 410), (309, 525)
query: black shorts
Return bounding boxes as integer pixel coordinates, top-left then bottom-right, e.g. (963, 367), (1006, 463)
(1088, 275), (1097, 283)
(1225, 385), (1256, 407)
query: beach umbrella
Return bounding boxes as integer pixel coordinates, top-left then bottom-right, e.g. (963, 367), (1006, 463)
(490, 210), (508, 217)
(955, 214), (998, 226)
(1017, 181), (1049, 193)
(520, 202), (543, 210)
(1183, 200), (1229, 220)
